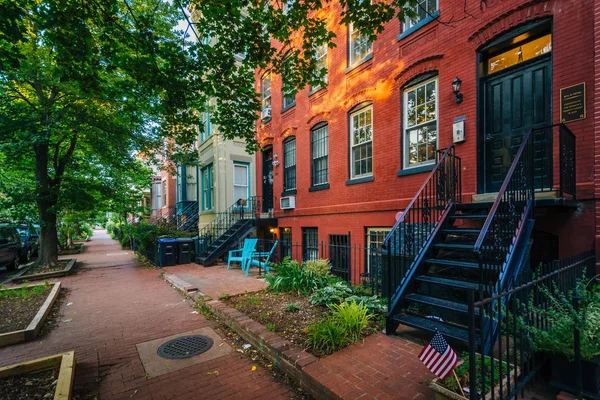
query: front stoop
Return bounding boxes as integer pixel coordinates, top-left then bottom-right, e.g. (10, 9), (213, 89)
(206, 300), (338, 400)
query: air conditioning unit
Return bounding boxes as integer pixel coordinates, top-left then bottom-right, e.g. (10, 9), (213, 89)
(280, 196), (296, 210)
(261, 106), (271, 119)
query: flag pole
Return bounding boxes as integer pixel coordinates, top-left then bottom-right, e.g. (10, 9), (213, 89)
(452, 370), (466, 399)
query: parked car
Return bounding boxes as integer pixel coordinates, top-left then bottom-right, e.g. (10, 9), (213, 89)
(16, 224), (39, 263)
(0, 224), (21, 271)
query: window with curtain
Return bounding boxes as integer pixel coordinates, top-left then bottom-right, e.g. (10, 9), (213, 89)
(201, 164), (214, 210)
(233, 163), (249, 203)
(311, 124), (328, 186)
(404, 77), (437, 168)
(349, 23), (372, 66)
(185, 165), (197, 202)
(283, 138), (296, 191)
(350, 105), (373, 178)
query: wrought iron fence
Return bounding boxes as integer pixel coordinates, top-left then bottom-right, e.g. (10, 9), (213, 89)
(466, 250), (595, 400)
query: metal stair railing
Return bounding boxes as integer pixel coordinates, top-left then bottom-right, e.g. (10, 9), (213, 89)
(382, 146), (461, 328)
(152, 206), (177, 228)
(176, 201), (200, 232)
(198, 197), (261, 256)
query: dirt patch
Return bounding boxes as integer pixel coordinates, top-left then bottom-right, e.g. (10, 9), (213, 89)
(27, 260), (70, 275)
(0, 367), (59, 399)
(38, 287), (69, 337)
(0, 285), (52, 334)
(223, 291), (329, 352)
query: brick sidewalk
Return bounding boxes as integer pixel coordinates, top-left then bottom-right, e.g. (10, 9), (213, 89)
(0, 230), (292, 400)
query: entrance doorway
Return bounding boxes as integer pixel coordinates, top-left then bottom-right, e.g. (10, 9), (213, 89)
(481, 28), (552, 193)
(262, 146), (274, 213)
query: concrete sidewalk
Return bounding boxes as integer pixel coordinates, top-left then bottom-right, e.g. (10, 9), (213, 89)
(0, 230), (292, 400)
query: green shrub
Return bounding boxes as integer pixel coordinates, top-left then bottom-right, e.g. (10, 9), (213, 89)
(309, 282), (353, 307)
(265, 257), (334, 294)
(304, 259), (332, 277)
(120, 234), (131, 249)
(307, 319), (349, 354)
(331, 300), (372, 341)
(345, 295), (386, 314)
(284, 303), (301, 312)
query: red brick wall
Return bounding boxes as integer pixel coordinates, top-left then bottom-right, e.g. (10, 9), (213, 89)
(255, 0), (596, 267)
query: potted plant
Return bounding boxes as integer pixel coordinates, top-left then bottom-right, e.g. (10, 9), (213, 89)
(521, 279), (600, 397)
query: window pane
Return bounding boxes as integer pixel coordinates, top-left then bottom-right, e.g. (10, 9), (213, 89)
(234, 165), (248, 185)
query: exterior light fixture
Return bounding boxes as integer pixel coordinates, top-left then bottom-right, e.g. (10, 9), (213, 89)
(269, 228), (276, 234)
(452, 76), (463, 104)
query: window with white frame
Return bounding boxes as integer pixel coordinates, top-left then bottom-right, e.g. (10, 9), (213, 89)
(403, 0), (438, 32)
(349, 23), (372, 66)
(310, 43), (328, 92)
(261, 72), (272, 119)
(404, 77), (437, 168)
(350, 105), (373, 178)
(311, 124), (328, 186)
(283, 138), (296, 191)
(233, 163), (249, 203)
(201, 164), (214, 211)
(185, 165), (197, 202)
(152, 181), (162, 209)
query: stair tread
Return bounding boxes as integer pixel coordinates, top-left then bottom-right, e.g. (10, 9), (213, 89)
(423, 258), (479, 269)
(449, 214), (488, 219)
(416, 275), (484, 290)
(404, 293), (479, 315)
(442, 228), (481, 234)
(392, 314), (469, 342)
(432, 243), (474, 250)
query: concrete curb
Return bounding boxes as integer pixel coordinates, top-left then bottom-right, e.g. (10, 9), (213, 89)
(12, 259), (76, 283)
(205, 299), (338, 400)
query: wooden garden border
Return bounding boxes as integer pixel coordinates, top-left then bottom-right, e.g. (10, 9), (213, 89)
(0, 282), (62, 346)
(13, 259), (76, 283)
(0, 351), (76, 400)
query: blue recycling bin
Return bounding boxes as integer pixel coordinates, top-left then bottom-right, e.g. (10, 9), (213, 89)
(177, 237), (193, 264)
(158, 238), (178, 267)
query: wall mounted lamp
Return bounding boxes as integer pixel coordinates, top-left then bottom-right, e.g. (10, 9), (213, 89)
(452, 76), (463, 104)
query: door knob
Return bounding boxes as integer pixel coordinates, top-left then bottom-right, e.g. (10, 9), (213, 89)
(485, 134), (493, 142)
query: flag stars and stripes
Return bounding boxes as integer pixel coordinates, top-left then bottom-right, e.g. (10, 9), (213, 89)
(418, 331), (458, 380)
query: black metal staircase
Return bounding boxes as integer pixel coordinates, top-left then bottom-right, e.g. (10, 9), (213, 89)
(196, 197), (261, 266)
(383, 124), (573, 350)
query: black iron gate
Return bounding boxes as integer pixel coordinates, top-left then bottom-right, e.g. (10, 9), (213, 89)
(329, 233), (351, 281)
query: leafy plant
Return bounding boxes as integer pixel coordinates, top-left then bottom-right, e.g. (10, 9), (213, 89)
(265, 322), (276, 332)
(303, 259), (332, 277)
(247, 296), (262, 305)
(331, 300), (372, 341)
(345, 295), (386, 314)
(439, 353), (508, 395)
(265, 258), (333, 294)
(307, 319), (349, 355)
(519, 279), (600, 361)
(0, 282), (51, 300)
(284, 303), (301, 312)
(309, 282), (353, 307)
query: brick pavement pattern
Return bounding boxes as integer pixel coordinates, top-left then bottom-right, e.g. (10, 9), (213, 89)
(0, 230), (291, 400)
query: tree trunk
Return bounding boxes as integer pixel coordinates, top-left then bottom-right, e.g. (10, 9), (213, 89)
(66, 226), (73, 249)
(34, 143), (59, 267)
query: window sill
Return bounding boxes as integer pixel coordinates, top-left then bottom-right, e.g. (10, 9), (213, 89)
(397, 164), (435, 177)
(309, 183), (330, 192)
(345, 53), (373, 74)
(261, 117), (272, 125)
(397, 11), (439, 42)
(308, 85), (328, 97)
(281, 189), (297, 196)
(281, 103), (296, 114)
(346, 176), (374, 186)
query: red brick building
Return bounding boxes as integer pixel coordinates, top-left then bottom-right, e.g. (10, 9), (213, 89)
(255, 0), (598, 279)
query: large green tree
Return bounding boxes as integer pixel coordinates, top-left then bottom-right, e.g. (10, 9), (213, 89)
(0, 0), (447, 266)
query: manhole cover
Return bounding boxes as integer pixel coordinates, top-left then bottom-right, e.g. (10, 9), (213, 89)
(157, 335), (214, 359)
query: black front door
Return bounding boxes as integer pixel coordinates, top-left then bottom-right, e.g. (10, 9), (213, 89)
(262, 147), (274, 212)
(483, 57), (552, 192)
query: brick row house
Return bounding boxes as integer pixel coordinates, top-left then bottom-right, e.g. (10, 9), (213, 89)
(254, 0), (598, 334)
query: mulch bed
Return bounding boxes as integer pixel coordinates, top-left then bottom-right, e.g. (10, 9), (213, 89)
(0, 286), (52, 334)
(223, 291), (329, 352)
(0, 367), (59, 400)
(27, 260), (70, 275)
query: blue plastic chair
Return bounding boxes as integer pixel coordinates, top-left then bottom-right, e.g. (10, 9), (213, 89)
(227, 239), (258, 270)
(245, 240), (278, 276)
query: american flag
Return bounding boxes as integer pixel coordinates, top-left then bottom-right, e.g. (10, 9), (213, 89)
(418, 331), (458, 379)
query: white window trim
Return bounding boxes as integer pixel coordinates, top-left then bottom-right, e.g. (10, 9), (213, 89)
(261, 72), (272, 119)
(349, 23), (373, 67)
(233, 162), (250, 203)
(350, 105), (374, 179)
(402, 0), (439, 32)
(403, 76), (439, 169)
(311, 44), (328, 92)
